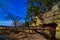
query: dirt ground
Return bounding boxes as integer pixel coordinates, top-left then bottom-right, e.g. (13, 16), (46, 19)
(8, 32), (47, 40)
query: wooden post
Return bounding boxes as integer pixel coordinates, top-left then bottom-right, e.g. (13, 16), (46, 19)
(49, 23), (57, 40)
(50, 27), (56, 40)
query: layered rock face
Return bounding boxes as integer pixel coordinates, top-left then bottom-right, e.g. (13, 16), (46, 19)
(43, 1), (60, 39)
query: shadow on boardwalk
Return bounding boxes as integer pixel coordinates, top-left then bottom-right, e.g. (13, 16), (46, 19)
(34, 30), (56, 40)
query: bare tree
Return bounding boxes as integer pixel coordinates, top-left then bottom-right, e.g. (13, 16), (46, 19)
(6, 13), (21, 28)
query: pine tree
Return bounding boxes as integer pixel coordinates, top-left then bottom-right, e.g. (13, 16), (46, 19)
(25, 0), (59, 24)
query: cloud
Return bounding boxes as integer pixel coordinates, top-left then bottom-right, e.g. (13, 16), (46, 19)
(0, 20), (12, 26)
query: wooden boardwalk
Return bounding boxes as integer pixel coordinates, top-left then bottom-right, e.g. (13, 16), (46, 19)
(0, 24), (57, 40)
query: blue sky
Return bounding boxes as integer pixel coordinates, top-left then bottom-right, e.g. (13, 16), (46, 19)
(0, 0), (27, 26)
